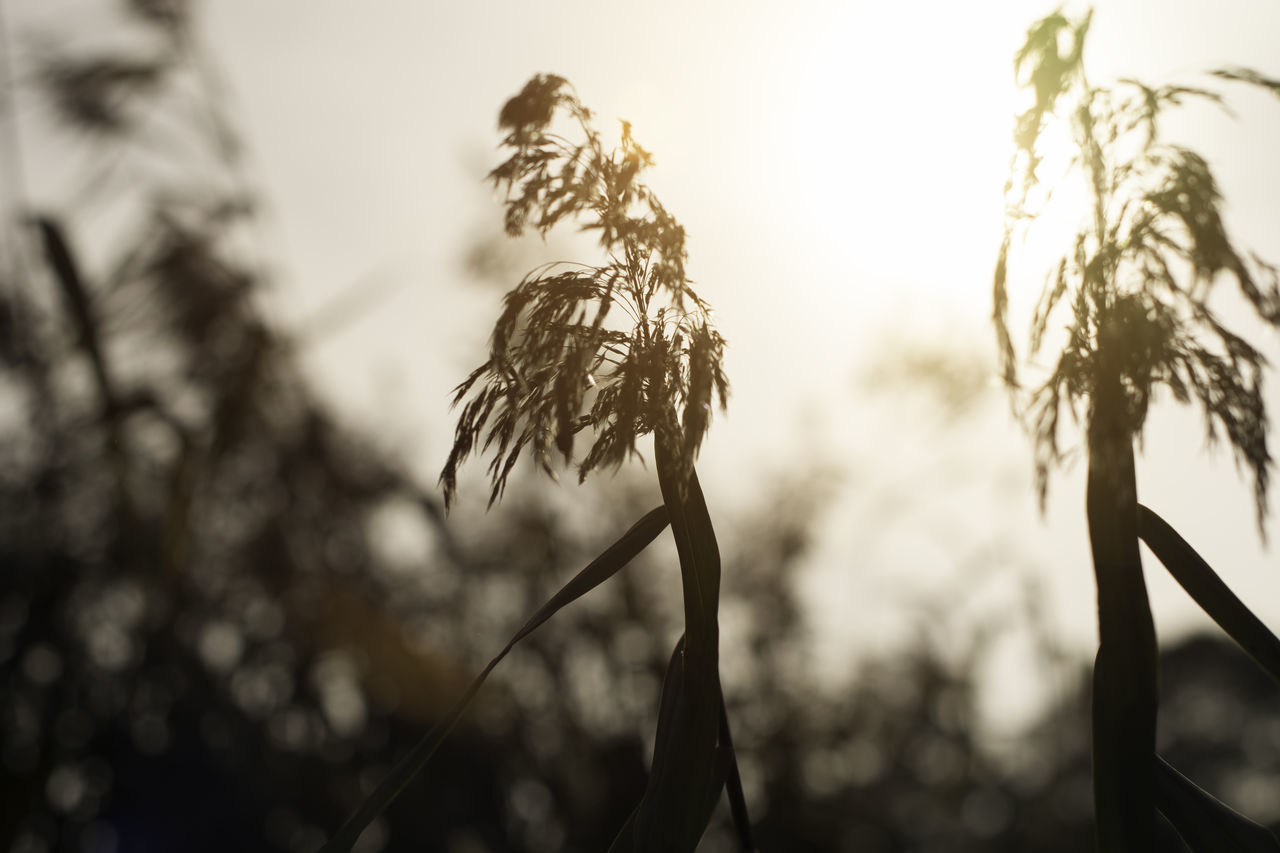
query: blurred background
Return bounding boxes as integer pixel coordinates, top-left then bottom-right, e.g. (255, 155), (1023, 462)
(2, 0), (1279, 851)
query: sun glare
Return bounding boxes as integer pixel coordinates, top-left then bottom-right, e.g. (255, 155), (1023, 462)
(752, 6), (1036, 320)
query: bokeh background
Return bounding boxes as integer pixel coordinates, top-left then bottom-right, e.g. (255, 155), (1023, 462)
(2, 1), (1279, 851)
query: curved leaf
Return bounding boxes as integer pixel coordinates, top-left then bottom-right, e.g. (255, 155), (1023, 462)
(1155, 755), (1280, 851)
(605, 806), (640, 853)
(720, 691), (756, 852)
(319, 505), (671, 853)
(610, 648), (755, 853)
(1138, 504), (1280, 685)
(616, 636), (726, 851)
(627, 435), (723, 851)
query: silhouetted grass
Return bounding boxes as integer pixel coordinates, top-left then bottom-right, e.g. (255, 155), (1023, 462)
(324, 76), (746, 853)
(995, 9), (1280, 852)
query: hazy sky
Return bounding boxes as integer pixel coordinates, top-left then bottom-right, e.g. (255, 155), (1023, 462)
(206, 0), (1280, 727)
(10, 0), (1280, 728)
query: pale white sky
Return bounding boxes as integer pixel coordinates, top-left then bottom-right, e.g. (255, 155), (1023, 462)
(206, 0), (1280, 729)
(10, 0), (1280, 730)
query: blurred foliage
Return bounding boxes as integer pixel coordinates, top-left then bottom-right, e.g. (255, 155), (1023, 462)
(1, 3), (1278, 853)
(995, 8), (1280, 518)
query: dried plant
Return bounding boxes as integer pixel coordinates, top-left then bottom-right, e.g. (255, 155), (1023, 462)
(440, 75), (727, 508)
(325, 77), (748, 853)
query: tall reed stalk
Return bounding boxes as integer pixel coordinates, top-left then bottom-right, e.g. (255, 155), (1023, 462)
(996, 10), (1280, 852)
(322, 75), (751, 853)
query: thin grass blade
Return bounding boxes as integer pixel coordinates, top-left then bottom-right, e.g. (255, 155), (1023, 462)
(621, 635), (726, 851)
(610, 644), (754, 852)
(319, 505), (670, 853)
(604, 805), (640, 853)
(1155, 755), (1280, 851)
(719, 687), (755, 852)
(1138, 504), (1280, 684)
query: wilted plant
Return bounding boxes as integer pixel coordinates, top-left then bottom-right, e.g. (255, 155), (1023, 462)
(995, 9), (1280, 852)
(323, 76), (749, 853)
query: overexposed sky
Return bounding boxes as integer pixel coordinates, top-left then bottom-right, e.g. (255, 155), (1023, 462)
(202, 0), (1280, 728)
(10, 0), (1280, 729)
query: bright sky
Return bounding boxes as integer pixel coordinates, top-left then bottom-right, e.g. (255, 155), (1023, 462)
(205, 0), (1280, 730)
(10, 0), (1280, 731)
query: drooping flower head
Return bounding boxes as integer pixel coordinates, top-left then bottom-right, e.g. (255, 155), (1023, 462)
(441, 76), (728, 508)
(994, 12), (1280, 525)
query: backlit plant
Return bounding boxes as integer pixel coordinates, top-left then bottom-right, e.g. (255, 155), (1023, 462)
(995, 9), (1280, 852)
(440, 74), (727, 506)
(323, 76), (749, 853)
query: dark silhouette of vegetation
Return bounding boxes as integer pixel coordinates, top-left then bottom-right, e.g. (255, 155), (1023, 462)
(1, 8), (693, 851)
(328, 76), (739, 853)
(440, 75), (727, 507)
(995, 9), (1280, 852)
(3, 4), (1280, 853)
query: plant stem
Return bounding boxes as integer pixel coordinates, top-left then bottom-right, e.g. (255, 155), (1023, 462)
(1086, 357), (1158, 853)
(632, 428), (723, 851)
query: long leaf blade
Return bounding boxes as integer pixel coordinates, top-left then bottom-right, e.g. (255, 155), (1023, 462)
(617, 635), (727, 852)
(719, 688), (755, 852)
(1138, 504), (1280, 685)
(604, 805), (640, 853)
(610, 646), (755, 853)
(319, 505), (670, 853)
(1155, 755), (1280, 851)
(630, 439), (724, 851)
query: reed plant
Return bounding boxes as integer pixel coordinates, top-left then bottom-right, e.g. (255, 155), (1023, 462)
(995, 10), (1280, 852)
(322, 75), (749, 853)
